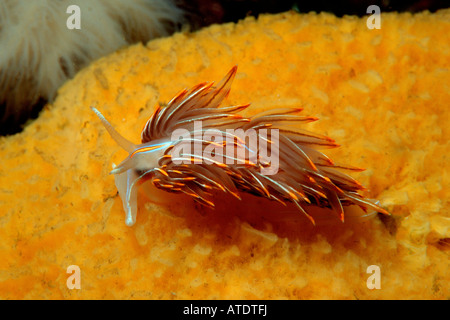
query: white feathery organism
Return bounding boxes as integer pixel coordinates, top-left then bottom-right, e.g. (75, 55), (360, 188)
(0, 0), (184, 133)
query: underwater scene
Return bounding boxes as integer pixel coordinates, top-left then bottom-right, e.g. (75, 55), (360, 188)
(0, 0), (448, 300)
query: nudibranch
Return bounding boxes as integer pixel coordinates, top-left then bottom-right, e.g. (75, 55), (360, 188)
(92, 66), (388, 226)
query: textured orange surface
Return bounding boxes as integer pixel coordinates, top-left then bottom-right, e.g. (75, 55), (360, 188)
(0, 10), (449, 299)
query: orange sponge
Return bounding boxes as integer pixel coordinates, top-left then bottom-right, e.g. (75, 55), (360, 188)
(0, 9), (448, 299)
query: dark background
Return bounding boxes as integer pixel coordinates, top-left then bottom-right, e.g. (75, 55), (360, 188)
(182, 0), (449, 29)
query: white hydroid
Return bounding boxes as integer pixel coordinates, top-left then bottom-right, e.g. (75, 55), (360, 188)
(0, 0), (184, 134)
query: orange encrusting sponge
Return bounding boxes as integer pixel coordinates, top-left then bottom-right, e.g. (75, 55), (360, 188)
(0, 9), (449, 299)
